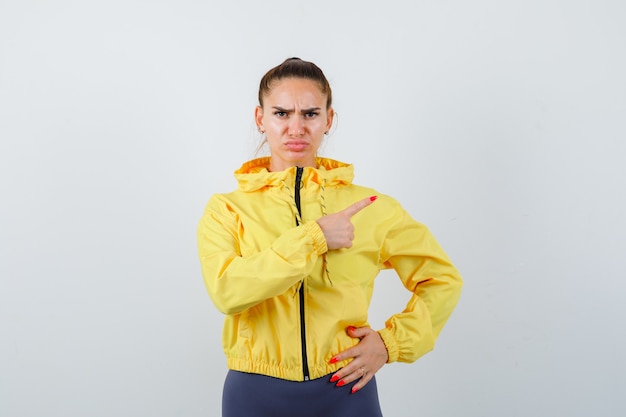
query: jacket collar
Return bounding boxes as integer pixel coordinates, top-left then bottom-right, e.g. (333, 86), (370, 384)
(234, 157), (355, 192)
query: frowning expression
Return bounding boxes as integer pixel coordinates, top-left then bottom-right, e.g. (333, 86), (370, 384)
(255, 77), (334, 172)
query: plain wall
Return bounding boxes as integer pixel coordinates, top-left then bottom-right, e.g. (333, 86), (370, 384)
(1, 1), (625, 416)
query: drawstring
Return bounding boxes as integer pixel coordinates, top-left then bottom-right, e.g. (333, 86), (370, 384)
(281, 180), (302, 226)
(319, 178), (327, 216)
(319, 179), (333, 287)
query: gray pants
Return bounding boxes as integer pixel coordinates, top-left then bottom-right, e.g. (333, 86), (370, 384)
(222, 370), (384, 417)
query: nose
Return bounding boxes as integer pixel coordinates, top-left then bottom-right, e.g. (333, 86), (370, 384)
(288, 116), (305, 136)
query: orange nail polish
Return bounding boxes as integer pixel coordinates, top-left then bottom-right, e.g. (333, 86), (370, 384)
(330, 374), (339, 382)
(336, 380), (346, 387)
(347, 326), (356, 333)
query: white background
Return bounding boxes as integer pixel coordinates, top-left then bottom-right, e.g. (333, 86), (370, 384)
(1, 1), (625, 416)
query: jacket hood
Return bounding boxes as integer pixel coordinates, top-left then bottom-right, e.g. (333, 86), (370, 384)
(234, 157), (355, 192)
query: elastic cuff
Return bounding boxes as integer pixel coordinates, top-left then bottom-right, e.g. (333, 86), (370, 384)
(305, 221), (328, 255)
(377, 328), (399, 363)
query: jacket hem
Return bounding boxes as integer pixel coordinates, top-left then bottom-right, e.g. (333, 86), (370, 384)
(227, 358), (341, 382)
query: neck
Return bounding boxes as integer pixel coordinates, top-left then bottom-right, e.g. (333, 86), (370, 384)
(269, 158), (317, 172)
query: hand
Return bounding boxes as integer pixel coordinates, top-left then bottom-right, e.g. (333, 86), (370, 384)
(316, 196), (377, 250)
(329, 326), (389, 394)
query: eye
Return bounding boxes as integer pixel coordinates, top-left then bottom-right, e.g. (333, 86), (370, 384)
(274, 111), (287, 117)
(304, 111), (319, 118)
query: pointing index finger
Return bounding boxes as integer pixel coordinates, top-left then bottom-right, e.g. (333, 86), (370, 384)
(342, 196), (378, 218)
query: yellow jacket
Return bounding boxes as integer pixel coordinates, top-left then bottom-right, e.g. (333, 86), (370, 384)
(197, 157), (462, 381)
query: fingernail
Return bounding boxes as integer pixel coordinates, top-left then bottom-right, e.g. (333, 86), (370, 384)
(369, 196), (378, 201)
(347, 326), (356, 333)
(329, 356), (339, 364)
(330, 374), (340, 382)
(351, 386), (359, 394)
(336, 380), (346, 387)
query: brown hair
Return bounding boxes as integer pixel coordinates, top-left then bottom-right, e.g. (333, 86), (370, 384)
(258, 57), (333, 109)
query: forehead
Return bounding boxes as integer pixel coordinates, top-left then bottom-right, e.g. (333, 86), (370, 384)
(264, 78), (326, 104)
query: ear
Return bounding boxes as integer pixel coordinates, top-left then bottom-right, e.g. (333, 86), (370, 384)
(255, 106), (264, 131)
(326, 107), (335, 133)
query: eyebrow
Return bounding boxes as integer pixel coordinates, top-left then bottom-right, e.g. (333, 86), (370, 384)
(272, 106), (321, 113)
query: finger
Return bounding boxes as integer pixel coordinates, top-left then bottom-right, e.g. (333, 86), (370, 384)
(347, 325), (370, 339)
(329, 363), (353, 384)
(328, 346), (361, 382)
(332, 363), (365, 387)
(341, 195), (377, 218)
(350, 371), (373, 394)
(329, 344), (360, 365)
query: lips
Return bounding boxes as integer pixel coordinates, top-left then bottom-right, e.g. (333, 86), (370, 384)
(285, 141), (309, 151)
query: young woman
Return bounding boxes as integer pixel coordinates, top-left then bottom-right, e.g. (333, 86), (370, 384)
(198, 57), (463, 417)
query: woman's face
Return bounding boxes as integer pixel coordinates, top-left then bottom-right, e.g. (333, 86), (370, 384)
(255, 77), (334, 172)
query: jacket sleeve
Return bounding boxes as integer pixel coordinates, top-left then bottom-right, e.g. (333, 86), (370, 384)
(376, 204), (463, 364)
(197, 195), (328, 315)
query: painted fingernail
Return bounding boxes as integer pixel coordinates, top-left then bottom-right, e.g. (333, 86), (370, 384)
(330, 374), (340, 382)
(336, 380), (346, 387)
(329, 356), (339, 364)
(369, 196), (378, 201)
(347, 326), (356, 333)
(352, 386), (359, 394)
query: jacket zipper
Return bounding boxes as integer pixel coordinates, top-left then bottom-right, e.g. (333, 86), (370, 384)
(294, 166), (310, 381)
